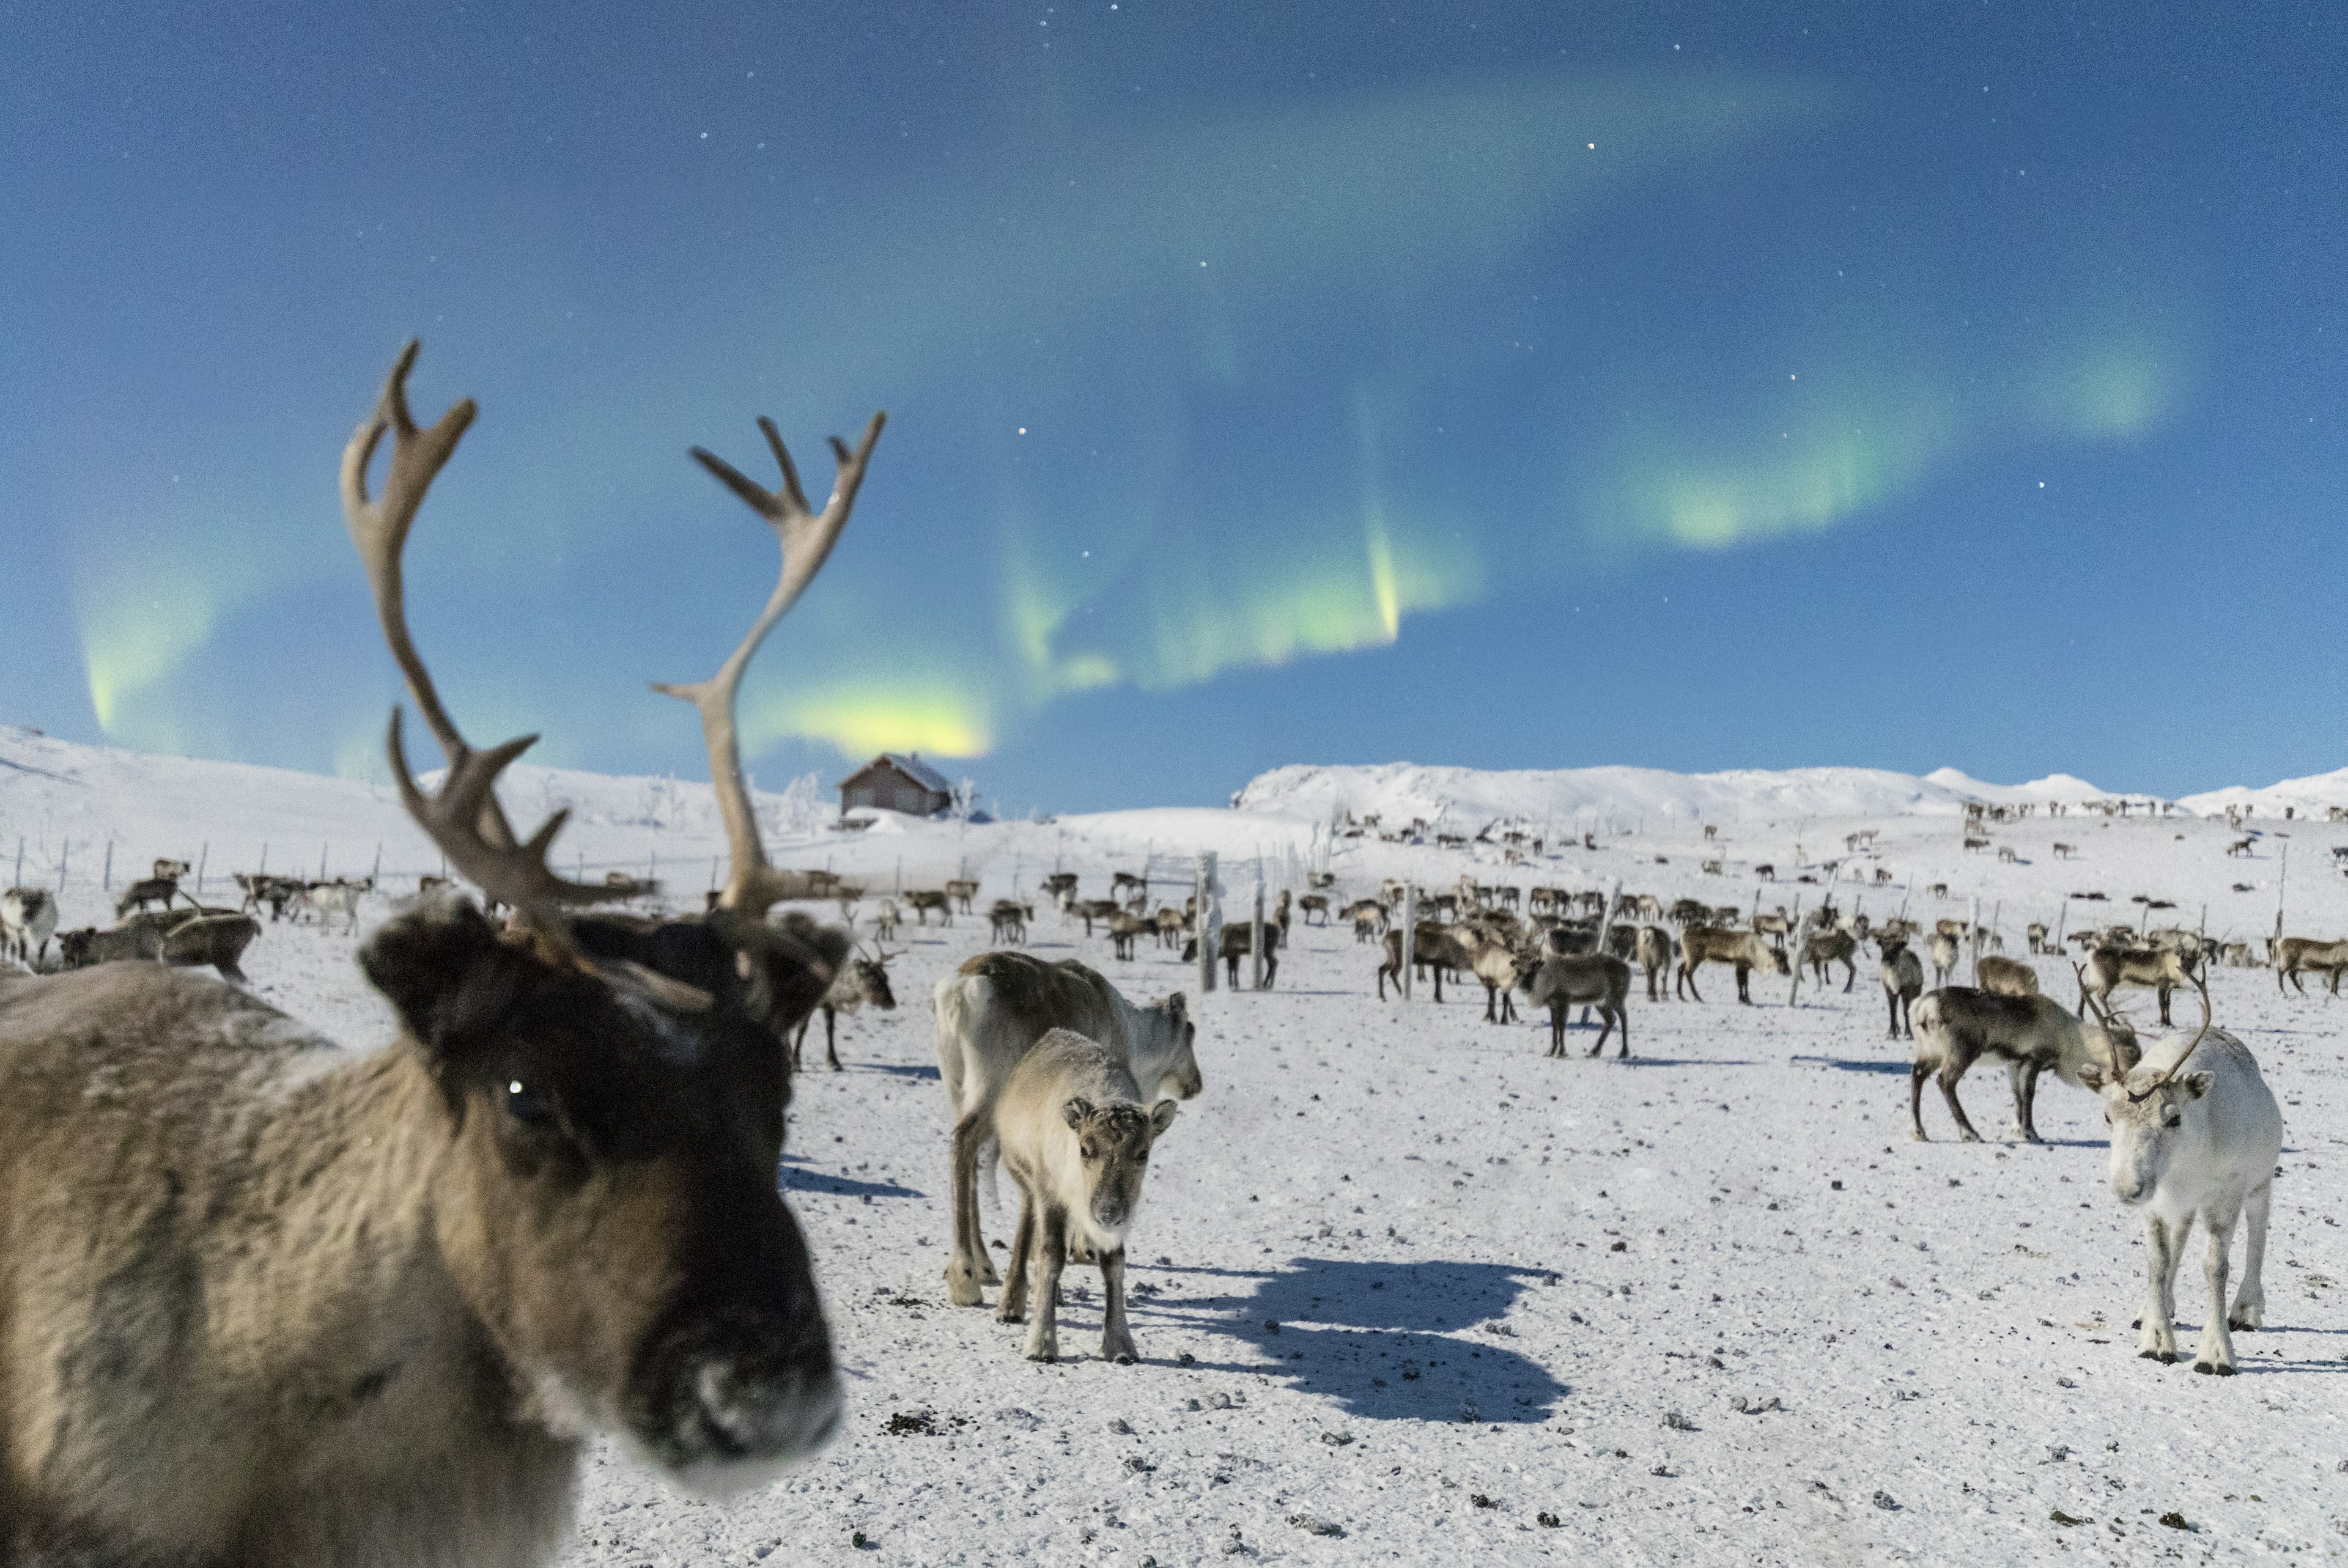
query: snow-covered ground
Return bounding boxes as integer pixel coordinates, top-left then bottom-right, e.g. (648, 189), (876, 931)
(6, 727), (2347, 1562)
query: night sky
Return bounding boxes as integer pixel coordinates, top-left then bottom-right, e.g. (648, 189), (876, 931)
(4, 2), (2341, 812)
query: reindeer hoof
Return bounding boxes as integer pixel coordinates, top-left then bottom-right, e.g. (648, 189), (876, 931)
(2193, 1361), (2234, 1377)
(2143, 1350), (2177, 1364)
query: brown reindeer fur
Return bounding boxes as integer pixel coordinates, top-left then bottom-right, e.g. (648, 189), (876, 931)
(0, 898), (847, 1567)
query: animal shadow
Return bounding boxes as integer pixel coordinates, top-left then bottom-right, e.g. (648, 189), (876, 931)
(778, 1156), (925, 1200)
(1134, 1256), (1565, 1423)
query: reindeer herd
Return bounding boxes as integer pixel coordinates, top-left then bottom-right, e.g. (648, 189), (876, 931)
(0, 346), (2321, 1565)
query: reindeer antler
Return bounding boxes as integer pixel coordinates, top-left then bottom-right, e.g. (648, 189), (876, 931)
(2126, 973), (2212, 1103)
(653, 410), (887, 920)
(343, 342), (628, 947)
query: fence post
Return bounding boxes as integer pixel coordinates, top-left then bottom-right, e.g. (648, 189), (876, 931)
(1787, 894), (1805, 1007)
(371, 844), (383, 886)
(102, 839), (113, 893)
(196, 842), (207, 898)
(259, 842), (268, 877)
(1970, 895), (1982, 984)
(57, 842), (68, 894)
(1250, 882), (1267, 990)
(1400, 884), (1417, 1001)
(14, 836), (23, 886)
(320, 841), (330, 882)
(1195, 853), (1218, 994)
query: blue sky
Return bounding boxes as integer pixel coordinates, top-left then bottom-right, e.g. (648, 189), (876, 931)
(2, 1), (2341, 812)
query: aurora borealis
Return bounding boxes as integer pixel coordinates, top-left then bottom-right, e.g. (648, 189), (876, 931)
(2, 2), (2340, 809)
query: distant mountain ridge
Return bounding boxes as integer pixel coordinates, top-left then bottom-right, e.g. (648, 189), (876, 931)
(1231, 762), (2136, 826)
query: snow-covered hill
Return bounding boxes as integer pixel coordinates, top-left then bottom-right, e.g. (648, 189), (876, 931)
(1232, 760), (2130, 829)
(2180, 766), (2348, 818)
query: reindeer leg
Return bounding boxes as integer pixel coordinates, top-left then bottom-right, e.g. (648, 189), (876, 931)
(1936, 1065), (1984, 1143)
(1099, 1247), (1138, 1364)
(1842, 959), (1855, 993)
(995, 1192), (1036, 1323)
(825, 1006), (841, 1071)
(2009, 1059), (2045, 1143)
(1908, 1063), (1932, 1141)
(2231, 1180), (2270, 1330)
(1025, 1207), (1068, 1362)
(946, 1113), (993, 1305)
(2138, 1213), (2182, 1361)
(2158, 982), (2173, 1027)
(2195, 1205), (2240, 1374)
(1549, 1004), (1565, 1058)
(1682, 964), (1704, 1004)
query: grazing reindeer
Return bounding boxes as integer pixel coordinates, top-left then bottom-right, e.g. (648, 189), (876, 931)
(1343, 898), (1387, 942)
(873, 897), (903, 941)
(1519, 953), (1632, 1058)
(0, 345), (873, 1568)
(1, 887), (57, 967)
(989, 1029), (1179, 1363)
(2226, 837), (2254, 857)
(2051, 842), (2077, 859)
(2072, 990), (2281, 1374)
(1466, 930), (1524, 1023)
(1635, 924), (1676, 1001)
(1927, 882), (1949, 899)
(945, 878), (980, 914)
(1181, 923), (1276, 988)
(1976, 954), (2039, 997)
(792, 945), (900, 1072)
(2026, 921), (2050, 954)
(1675, 926), (1790, 1003)
(1071, 897), (1124, 937)
(2273, 935), (2348, 996)
(114, 871), (181, 916)
(308, 878), (368, 935)
(1877, 936), (1925, 1039)
(934, 952), (1202, 1307)
(904, 889), (954, 926)
(1907, 982), (2138, 1142)
(989, 898), (1032, 945)
(2079, 944), (2199, 1025)
(1106, 908), (1149, 960)
(1153, 905), (1187, 949)
(1297, 892), (1329, 925)
(1109, 870), (1148, 906)
(1803, 928), (1858, 992)
(1376, 924), (1470, 1001)
(1929, 930), (1961, 987)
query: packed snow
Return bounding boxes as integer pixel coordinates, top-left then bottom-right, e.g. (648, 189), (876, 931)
(5, 726), (2346, 1562)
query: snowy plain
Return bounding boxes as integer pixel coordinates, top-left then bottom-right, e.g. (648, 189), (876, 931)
(4, 728), (2346, 1564)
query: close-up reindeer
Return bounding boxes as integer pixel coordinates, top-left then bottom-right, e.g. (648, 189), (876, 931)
(0, 345), (877, 1567)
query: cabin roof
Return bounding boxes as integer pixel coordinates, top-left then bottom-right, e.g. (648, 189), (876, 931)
(836, 752), (954, 796)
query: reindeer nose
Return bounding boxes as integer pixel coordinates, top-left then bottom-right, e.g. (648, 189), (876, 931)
(690, 1342), (843, 1465)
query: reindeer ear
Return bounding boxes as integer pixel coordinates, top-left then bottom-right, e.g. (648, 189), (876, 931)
(1162, 991), (1187, 1020)
(360, 897), (532, 1057)
(1149, 1099), (1180, 1137)
(2181, 1071), (2214, 1101)
(1061, 1097), (1095, 1130)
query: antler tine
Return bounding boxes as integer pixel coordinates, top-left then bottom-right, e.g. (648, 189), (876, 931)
(2129, 972), (2213, 1103)
(346, 342), (626, 944)
(387, 715), (617, 917)
(341, 341), (492, 800)
(654, 410), (887, 920)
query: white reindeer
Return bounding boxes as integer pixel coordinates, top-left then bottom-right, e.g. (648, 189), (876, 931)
(2073, 990), (2281, 1375)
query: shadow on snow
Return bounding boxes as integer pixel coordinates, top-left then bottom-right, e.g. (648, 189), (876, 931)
(1123, 1256), (1567, 1424)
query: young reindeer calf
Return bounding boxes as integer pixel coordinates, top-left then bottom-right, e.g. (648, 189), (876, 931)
(992, 1028), (1180, 1363)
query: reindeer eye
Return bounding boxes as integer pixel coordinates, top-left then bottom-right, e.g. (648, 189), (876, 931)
(503, 1080), (557, 1129)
